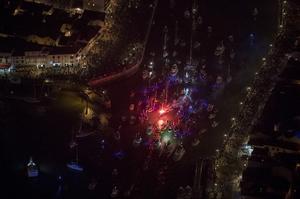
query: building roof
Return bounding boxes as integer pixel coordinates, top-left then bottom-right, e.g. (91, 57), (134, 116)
(0, 63), (11, 69)
(0, 0), (104, 55)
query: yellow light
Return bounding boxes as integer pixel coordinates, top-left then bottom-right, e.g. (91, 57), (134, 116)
(83, 107), (94, 120)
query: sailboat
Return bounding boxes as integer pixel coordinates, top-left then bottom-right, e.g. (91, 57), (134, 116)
(173, 143), (186, 161)
(75, 114), (95, 138)
(27, 156), (39, 177)
(67, 145), (83, 172)
(24, 80), (40, 103)
(8, 75), (21, 84)
(69, 128), (78, 149)
(133, 132), (142, 147)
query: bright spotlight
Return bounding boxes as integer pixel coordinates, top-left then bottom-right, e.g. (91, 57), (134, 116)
(159, 109), (166, 115)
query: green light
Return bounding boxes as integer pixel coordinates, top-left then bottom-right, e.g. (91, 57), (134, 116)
(161, 130), (173, 144)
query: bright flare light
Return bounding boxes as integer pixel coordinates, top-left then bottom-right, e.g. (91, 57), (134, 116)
(184, 88), (189, 96)
(159, 108), (166, 115)
(162, 134), (171, 143)
(157, 119), (164, 128)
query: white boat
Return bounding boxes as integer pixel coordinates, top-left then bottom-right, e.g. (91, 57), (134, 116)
(27, 157), (39, 177)
(67, 162), (83, 172)
(133, 135), (142, 147)
(192, 138), (200, 146)
(173, 145), (186, 161)
(88, 180), (97, 190)
(23, 97), (40, 103)
(67, 145), (83, 172)
(111, 186), (120, 198)
(69, 141), (78, 149)
(24, 81), (40, 103)
(166, 142), (177, 158)
(69, 129), (78, 149)
(129, 115), (137, 125)
(76, 131), (95, 138)
(8, 76), (21, 84)
(75, 118), (95, 138)
(114, 130), (121, 141)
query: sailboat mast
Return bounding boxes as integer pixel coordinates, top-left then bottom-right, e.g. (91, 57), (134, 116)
(79, 115), (83, 132)
(76, 145), (79, 163)
(189, 0), (197, 65)
(33, 80), (37, 98)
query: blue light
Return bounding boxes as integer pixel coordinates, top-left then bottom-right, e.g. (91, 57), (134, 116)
(295, 131), (300, 139)
(113, 151), (125, 159)
(200, 100), (208, 108)
(184, 88), (189, 96)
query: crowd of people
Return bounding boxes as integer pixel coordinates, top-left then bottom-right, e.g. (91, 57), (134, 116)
(86, 0), (154, 80)
(89, 42), (144, 81)
(214, 0), (299, 198)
